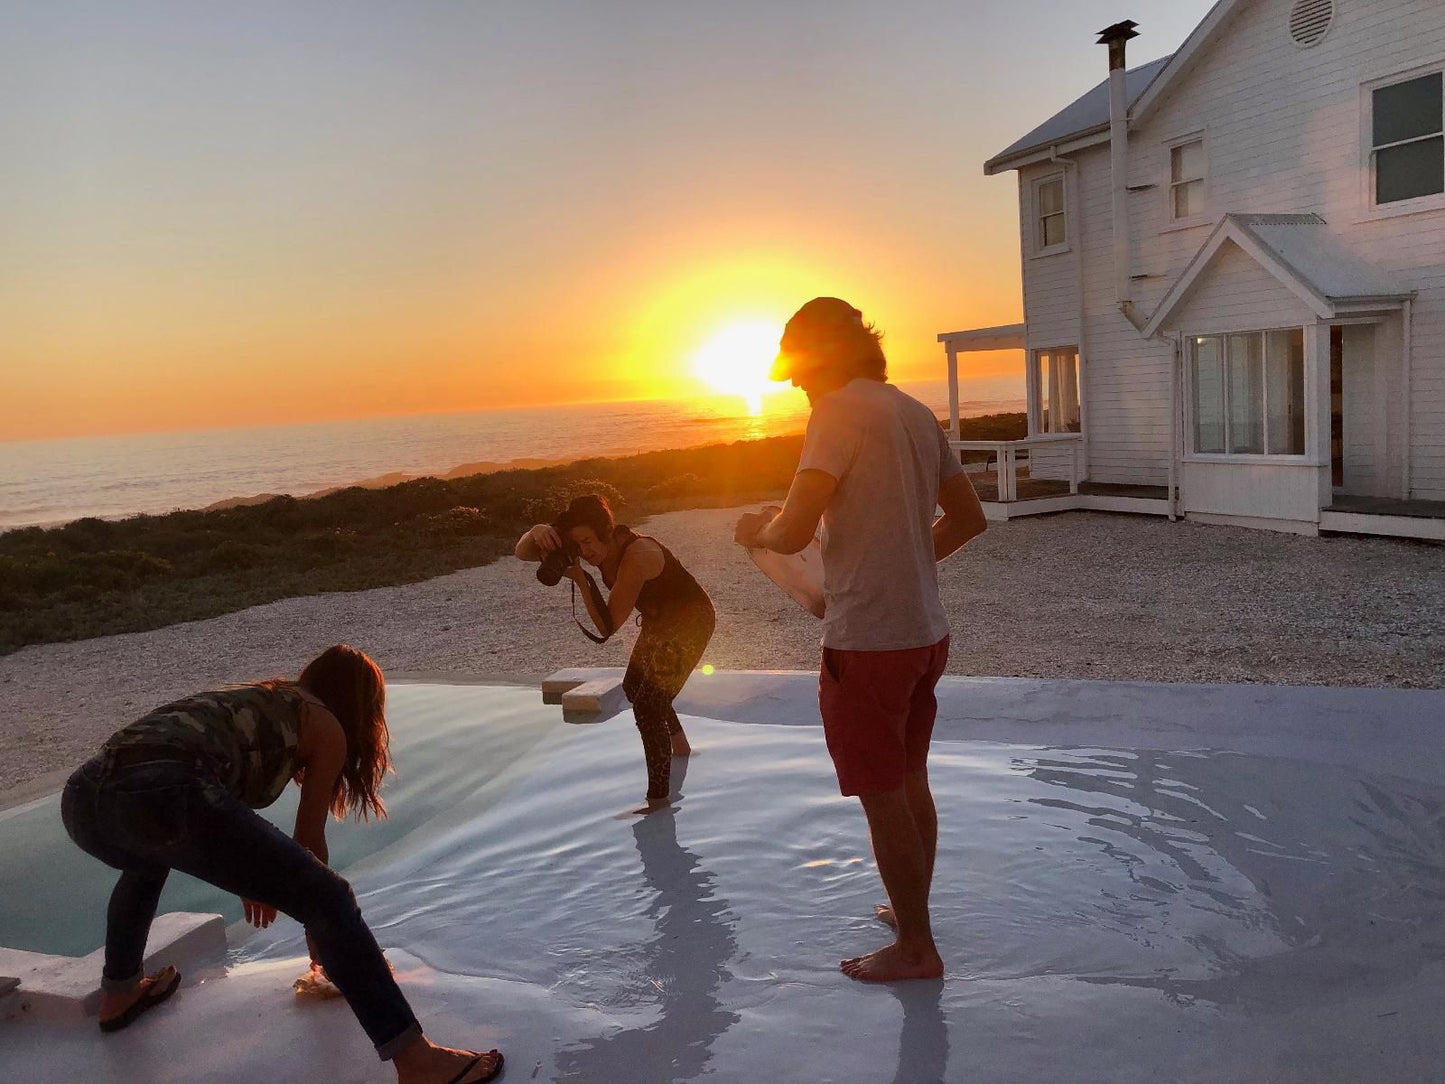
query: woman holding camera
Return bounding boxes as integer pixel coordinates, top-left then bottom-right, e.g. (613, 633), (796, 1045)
(515, 494), (715, 814)
(61, 644), (503, 1084)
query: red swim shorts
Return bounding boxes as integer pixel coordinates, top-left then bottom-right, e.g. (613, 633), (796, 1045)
(818, 635), (950, 797)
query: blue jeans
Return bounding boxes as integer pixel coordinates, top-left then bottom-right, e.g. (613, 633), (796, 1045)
(61, 754), (422, 1060)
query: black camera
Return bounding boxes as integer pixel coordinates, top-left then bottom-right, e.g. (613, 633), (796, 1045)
(536, 534), (580, 586)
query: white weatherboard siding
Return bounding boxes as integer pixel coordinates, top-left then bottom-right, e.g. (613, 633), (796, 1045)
(1019, 164), (1079, 350)
(1080, 143), (1172, 488)
(1181, 460), (1322, 525)
(1130, 0), (1445, 499)
(1162, 241), (1316, 335)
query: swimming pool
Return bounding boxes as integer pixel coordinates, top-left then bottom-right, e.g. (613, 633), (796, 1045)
(3, 673), (1445, 1083)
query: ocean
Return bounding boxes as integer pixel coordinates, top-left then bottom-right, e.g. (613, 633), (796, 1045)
(0, 379), (1021, 530)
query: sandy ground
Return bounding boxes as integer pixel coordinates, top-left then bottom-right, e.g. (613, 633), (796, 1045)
(2, 505), (1441, 799)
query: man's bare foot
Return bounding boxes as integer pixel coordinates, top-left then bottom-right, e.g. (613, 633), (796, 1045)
(630, 795), (674, 815)
(874, 904), (897, 929)
(840, 942), (944, 983)
(393, 1038), (503, 1084)
(670, 733), (692, 756)
(98, 965), (179, 1030)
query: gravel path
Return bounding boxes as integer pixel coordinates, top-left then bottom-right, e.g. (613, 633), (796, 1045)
(2, 506), (1441, 797)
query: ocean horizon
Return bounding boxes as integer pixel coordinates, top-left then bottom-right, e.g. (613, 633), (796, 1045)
(0, 379), (1023, 530)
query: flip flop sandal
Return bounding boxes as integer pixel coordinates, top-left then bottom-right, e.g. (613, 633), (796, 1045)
(447, 1049), (504, 1084)
(98, 967), (181, 1034)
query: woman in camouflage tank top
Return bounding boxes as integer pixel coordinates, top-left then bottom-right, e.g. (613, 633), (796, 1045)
(61, 645), (504, 1084)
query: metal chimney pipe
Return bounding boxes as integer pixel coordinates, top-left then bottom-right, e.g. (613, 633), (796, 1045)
(1098, 20), (1139, 325)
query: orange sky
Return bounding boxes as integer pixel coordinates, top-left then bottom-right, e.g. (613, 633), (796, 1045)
(0, 2), (1213, 442)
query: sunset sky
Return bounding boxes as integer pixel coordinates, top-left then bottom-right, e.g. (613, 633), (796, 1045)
(1, 1), (1215, 441)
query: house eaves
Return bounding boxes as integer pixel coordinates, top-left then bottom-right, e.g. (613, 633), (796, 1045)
(1129, 0), (1249, 126)
(983, 54), (1173, 175)
(1141, 214), (1415, 338)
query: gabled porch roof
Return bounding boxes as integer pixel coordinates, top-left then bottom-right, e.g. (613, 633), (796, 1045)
(1142, 214), (1415, 337)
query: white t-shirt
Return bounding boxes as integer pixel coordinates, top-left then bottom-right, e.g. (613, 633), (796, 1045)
(797, 378), (964, 651)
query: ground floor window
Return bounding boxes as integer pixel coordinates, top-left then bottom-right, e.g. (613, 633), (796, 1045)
(1035, 348), (1080, 433)
(1191, 329), (1304, 455)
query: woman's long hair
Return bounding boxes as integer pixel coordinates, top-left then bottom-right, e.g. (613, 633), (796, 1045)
(298, 644), (390, 821)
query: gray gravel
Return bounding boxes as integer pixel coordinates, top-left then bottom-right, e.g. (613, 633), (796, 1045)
(2, 506), (1441, 797)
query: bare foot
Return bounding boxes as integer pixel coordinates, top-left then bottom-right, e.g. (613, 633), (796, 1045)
(840, 942), (944, 983)
(874, 904), (897, 929)
(393, 1038), (503, 1084)
(98, 965), (179, 1029)
(630, 796), (674, 815)
(670, 733), (692, 757)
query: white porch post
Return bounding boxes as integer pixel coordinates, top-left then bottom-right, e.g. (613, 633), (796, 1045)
(946, 343), (961, 440)
(1304, 320), (1332, 513)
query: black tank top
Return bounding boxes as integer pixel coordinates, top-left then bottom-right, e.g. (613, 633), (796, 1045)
(606, 525), (714, 627)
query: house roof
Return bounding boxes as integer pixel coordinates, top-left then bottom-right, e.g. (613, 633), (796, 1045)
(1142, 214), (1415, 337)
(984, 0), (1256, 176)
(983, 54), (1173, 175)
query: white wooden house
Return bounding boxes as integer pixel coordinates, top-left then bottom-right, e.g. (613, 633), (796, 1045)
(941, 0), (1445, 540)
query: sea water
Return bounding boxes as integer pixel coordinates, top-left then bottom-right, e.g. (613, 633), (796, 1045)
(0, 380), (1021, 529)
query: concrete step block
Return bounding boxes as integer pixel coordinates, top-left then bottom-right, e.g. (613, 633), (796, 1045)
(542, 667), (624, 704)
(0, 911), (226, 1024)
(562, 677), (628, 724)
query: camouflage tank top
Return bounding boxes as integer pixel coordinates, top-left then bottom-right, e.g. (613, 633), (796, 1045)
(102, 682), (313, 809)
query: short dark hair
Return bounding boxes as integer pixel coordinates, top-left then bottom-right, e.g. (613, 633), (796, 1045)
(556, 493), (615, 540)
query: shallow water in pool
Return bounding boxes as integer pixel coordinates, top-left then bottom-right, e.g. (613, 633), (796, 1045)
(7, 681), (1445, 1082)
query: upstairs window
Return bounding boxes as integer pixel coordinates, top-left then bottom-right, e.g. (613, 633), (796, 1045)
(1170, 138), (1207, 220)
(1372, 71), (1444, 205)
(1035, 175), (1067, 252)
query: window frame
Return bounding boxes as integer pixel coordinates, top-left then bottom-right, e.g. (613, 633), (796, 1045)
(1164, 131), (1210, 231)
(1185, 328), (1309, 463)
(1360, 63), (1445, 219)
(1030, 346), (1082, 435)
(1030, 171), (1070, 257)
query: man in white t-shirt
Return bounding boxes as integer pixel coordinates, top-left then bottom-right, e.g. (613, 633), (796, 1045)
(735, 297), (987, 983)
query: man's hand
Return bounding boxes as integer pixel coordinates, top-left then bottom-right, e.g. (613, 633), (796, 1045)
(734, 509), (776, 548)
(529, 523), (562, 551)
(562, 560), (587, 583)
(242, 898), (278, 928)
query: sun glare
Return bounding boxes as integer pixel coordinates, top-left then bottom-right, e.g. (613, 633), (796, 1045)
(690, 320), (783, 415)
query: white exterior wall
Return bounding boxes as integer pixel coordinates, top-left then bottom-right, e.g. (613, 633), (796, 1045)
(1164, 241), (1316, 334)
(1130, 0), (1445, 500)
(1013, 0), (1445, 499)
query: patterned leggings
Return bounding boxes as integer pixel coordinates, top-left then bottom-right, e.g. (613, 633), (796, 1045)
(623, 609), (716, 801)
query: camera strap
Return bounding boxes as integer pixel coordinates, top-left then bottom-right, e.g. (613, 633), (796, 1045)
(570, 571), (614, 644)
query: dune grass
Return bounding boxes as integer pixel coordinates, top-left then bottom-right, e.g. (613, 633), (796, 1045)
(0, 413), (1025, 654)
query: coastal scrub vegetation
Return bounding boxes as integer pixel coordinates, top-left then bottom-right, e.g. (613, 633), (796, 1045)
(0, 414), (1023, 653)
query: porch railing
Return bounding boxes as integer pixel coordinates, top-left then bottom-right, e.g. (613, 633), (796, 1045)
(949, 432), (1083, 502)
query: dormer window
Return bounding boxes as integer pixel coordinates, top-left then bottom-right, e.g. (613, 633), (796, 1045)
(1170, 137), (1207, 221)
(1035, 175), (1067, 253)
(1370, 71), (1444, 206)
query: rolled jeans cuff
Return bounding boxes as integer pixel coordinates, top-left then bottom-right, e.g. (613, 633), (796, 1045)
(376, 1020), (424, 1061)
(100, 969), (143, 994)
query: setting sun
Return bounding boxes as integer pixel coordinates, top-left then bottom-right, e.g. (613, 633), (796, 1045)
(690, 320), (783, 414)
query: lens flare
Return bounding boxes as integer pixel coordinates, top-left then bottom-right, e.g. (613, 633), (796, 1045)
(691, 321), (782, 415)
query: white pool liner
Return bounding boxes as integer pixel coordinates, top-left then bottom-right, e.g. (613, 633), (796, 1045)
(3, 674), (1444, 1083)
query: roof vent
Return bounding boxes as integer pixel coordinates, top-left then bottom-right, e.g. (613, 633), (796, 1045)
(1288, 0), (1334, 48)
